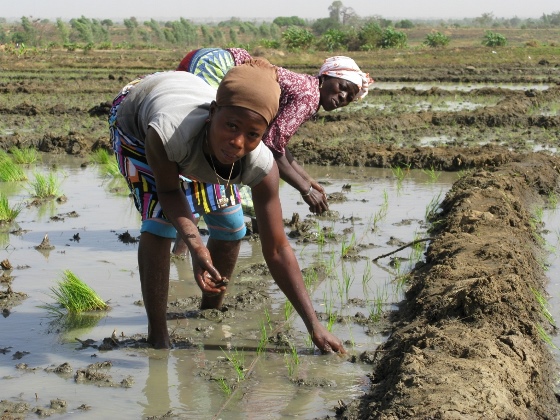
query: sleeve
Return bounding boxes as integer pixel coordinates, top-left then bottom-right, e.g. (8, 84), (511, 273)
(227, 48), (253, 65)
(262, 68), (320, 155)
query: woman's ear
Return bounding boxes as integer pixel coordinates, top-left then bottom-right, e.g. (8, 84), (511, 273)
(208, 101), (217, 121)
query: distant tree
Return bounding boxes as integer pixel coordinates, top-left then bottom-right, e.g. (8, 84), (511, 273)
(56, 18), (70, 43)
(475, 12), (494, 27)
(273, 16), (306, 27)
(144, 19), (164, 42)
(101, 19), (113, 28)
(329, 1), (344, 24)
(229, 27), (238, 45)
(395, 19), (414, 29)
(312, 17), (341, 35)
(541, 11), (560, 26)
(357, 20), (382, 49)
(70, 16), (94, 44)
(258, 23), (271, 37)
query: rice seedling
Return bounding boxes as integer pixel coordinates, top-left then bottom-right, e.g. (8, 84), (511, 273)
(531, 288), (555, 326)
(326, 311), (337, 332)
(264, 307), (273, 332)
(217, 377), (232, 396)
(422, 166), (441, 183)
(302, 267), (318, 291)
(361, 259), (373, 297)
(425, 190), (443, 222)
(369, 289), (387, 323)
(257, 321), (268, 355)
(342, 263), (354, 301)
(44, 269), (109, 315)
(547, 191), (558, 210)
(29, 171), (61, 198)
(0, 193), (22, 224)
(9, 147), (40, 164)
(222, 348), (246, 382)
(536, 324), (559, 350)
(284, 300), (293, 320)
(0, 152), (27, 182)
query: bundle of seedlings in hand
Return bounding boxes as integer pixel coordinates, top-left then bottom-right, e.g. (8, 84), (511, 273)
(46, 269), (109, 315)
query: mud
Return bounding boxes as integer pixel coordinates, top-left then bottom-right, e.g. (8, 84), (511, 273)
(336, 155), (560, 419)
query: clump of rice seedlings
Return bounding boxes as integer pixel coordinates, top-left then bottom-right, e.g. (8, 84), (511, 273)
(103, 159), (121, 177)
(90, 148), (113, 165)
(29, 171), (61, 198)
(0, 152), (27, 182)
(284, 342), (300, 377)
(9, 147), (39, 164)
(425, 190), (443, 222)
(256, 321), (268, 356)
(0, 193), (22, 224)
(45, 270), (109, 315)
(284, 300), (293, 320)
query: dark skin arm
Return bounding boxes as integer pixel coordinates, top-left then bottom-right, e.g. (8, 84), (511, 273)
(144, 127), (226, 295)
(274, 147), (328, 215)
(252, 163), (345, 354)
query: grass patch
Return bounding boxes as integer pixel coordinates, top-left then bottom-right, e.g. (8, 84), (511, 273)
(0, 151), (27, 182)
(9, 147), (40, 164)
(0, 193), (22, 224)
(44, 269), (109, 315)
(29, 171), (61, 198)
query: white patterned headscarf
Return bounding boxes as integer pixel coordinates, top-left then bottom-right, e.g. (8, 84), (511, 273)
(318, 56), (374, 100)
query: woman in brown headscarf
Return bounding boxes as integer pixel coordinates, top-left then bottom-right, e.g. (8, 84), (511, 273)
(109, 61), (346, 353)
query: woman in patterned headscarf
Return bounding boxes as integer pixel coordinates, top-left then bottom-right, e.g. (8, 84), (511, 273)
(177, 49), (373, 219)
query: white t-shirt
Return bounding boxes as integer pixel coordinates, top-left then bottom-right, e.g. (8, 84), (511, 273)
(117, 71), (273, 188)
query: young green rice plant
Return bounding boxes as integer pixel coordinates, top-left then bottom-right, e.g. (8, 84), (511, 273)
(533, 206), (544, 225)
(217, 377), (232, 396)
(0, 193), (22, 224)
(391, 164), (408, 192)
(222, 348), (245, 382)
(29, 171), (61, 198)
(326, 311), (337, 332)
(410, 232), (426, 263)
(361, 259), (373, 297)
(425, 190), (443, 222)
(45, 270), (109, 315)
(531, 288), (555, 326)
(547, 191), (558, 210)
(422, 166), (441, 183)
(371, 192), (389, 232)
(302, 267), (318, 291)
(257, 321), (268, 355)
(9, 147), (39, 164)
(0, 152), (27, 182)
(284, 300), (293, 320)
(341, 263), (354, 302)
(369, 287), (388, 323)
(264, 307), (273, 332)
(536, 324), (558, 350)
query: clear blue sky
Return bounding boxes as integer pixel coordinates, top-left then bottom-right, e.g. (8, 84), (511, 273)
(3, 0), (558, 21)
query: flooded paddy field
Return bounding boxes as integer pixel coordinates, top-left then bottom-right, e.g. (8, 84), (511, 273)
(1, 47), (560, 418)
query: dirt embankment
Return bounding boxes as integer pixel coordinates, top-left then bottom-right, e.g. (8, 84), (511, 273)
(337, 154), (560, 419)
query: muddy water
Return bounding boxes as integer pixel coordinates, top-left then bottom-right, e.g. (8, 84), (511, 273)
(1, 157), (558, 419)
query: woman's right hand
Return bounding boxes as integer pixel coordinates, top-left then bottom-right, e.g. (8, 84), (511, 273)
(302, 179), (328, 215)
(191, 247), (227, 295)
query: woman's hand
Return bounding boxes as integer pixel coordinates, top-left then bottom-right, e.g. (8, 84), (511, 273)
(310, 323), (346, 354)
(301, 179), (328, 215)
(191, 247), (227, 295)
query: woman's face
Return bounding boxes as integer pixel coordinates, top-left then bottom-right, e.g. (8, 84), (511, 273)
(319, 76), (360, 111)
(207, 104), (268, 166)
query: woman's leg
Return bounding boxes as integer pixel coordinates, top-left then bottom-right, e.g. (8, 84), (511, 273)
(138, 231), (173, 349)
(200, 238), (240, 309)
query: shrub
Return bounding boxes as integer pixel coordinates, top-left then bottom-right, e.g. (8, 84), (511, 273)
(380, 27), (407, 49)
(259, 39), (281, 49)
(482, 31), (507, 47)
(424, 31), (450, 48)
(320, 29), (347, 51)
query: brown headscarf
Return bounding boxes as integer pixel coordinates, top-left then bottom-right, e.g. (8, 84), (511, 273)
(215, 58), (280, 125)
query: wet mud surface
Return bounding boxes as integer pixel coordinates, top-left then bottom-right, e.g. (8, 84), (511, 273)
(1, 52), (560, 418)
